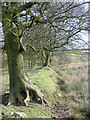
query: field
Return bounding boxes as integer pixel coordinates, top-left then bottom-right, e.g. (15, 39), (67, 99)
(0, 51), (89, 119)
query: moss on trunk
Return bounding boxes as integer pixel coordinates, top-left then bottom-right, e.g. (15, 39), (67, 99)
(3, 29), (45, 106)
(42, 51), (51, 67)
(2, 5), (47, 106)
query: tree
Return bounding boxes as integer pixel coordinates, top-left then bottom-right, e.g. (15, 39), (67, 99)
(2, 1), (89, 105)
(2, 2), (49, 105)
(23, 23), (56, 67)
(23, 1), (89, 67)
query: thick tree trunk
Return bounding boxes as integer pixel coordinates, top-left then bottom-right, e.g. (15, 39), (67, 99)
(2, 6), (46, 106)
(7, 50), (25, 105)
(3, 30), (44, 106)
(43, 51), (52, 67)
(43, 53), (49, 67)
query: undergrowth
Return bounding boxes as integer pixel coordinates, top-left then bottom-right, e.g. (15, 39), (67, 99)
(1, 51), (89, 119)
(52, 51), (89, 118)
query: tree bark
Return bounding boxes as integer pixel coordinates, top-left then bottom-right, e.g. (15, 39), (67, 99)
(2, 3), (47, 105)
(42, 51), (52, 67)
(5, 31), (44, 105)
(2, 23), (44, 106)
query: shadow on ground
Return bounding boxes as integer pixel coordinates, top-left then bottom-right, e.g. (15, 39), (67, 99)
(0, 93), (9, 106)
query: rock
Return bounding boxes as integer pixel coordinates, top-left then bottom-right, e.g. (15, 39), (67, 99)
(11, 112), (26, 118)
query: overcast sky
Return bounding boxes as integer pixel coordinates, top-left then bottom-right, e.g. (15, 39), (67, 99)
(0, 0), (89, 49)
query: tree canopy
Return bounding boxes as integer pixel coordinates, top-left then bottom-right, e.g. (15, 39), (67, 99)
(20, 1), (89, 66)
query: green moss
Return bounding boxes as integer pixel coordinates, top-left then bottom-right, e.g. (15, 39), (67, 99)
(28, 67), (57, 104)
(2, 103), (52, 118)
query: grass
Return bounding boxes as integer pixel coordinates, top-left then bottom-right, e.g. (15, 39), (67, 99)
(1, 67), (58, 118)
(52, 51), (89, 118)
(27, 67), (57, 104)
(2, 70), (9, 93)
(1, 104), (52, 118)
(1, 51), (89, 119)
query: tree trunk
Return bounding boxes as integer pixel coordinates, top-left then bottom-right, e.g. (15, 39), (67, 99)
(42, 51), (52, 67)
(2, 6), (46, 105)
(43, 53), (49, 67)
(28, 59), (31, 68)
(3, 28), (44, 106)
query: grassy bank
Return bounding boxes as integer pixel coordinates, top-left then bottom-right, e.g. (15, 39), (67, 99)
(0, 51), (89, 119)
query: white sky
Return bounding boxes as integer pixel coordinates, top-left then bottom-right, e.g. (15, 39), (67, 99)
(0, 1), (89, 49)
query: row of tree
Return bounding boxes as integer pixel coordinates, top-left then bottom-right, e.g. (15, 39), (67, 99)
(2, 1), (89, 105)
(23, 2), (89, 67)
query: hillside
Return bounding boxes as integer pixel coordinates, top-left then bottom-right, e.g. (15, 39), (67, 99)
(0, 51), (89, 119)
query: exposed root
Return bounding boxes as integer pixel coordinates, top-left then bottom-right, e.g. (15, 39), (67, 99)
(24, 90), (31, 106)
(7, 83), (47, 106)
(24, 84), (44, 105)
(7, 71), (48, 106)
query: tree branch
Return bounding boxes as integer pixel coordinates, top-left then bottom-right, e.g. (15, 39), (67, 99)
(16, 2), (37, 14)
(53, 29), (81, 49)
(26, 44), (40, 52)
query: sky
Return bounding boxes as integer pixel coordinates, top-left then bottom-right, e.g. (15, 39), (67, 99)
(0, 22), (88, 49)
(0, 1), (89, 49)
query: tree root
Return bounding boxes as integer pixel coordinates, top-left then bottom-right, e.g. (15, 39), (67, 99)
(21, 73), (48, 106)
(24, 83), (47, 106)
(7, 82), (47, 106)
(7, 71), (47, 106)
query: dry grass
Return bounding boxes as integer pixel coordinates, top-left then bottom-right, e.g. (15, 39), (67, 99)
(1, 51), (89, 119)
(52, 52), (89, 118)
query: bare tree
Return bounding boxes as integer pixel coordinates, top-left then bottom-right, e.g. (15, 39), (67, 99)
(23, 1), (89, 67)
